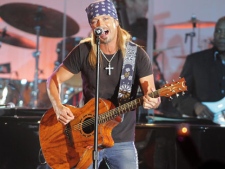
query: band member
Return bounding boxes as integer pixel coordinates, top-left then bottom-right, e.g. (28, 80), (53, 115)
(172, 16), (225, 123)
(46, 0), (160, 168)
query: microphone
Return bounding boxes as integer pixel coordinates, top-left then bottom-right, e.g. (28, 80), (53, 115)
(94, 27), (104, 36)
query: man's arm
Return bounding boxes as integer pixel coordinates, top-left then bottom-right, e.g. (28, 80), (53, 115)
(139, 74), (161, 109)
(46, 64), (75, 124)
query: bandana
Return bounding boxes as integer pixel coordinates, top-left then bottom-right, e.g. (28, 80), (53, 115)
(85, 0), (118, 23)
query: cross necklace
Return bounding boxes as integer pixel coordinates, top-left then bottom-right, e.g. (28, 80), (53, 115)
(100, 50), (118, 75)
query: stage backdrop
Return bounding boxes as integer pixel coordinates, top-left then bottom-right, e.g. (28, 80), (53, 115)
(0, 0), (223, 88)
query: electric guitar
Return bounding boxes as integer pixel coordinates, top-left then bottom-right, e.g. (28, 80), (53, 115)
(39, 78), (187, 169)
(202, 97), (225, 125)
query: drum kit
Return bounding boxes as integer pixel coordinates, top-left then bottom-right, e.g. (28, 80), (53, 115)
(153, 16), (216, 88)
(0, 2), (81, 108)
(0, 2), (216, 109)
(163, 15), (215, 54)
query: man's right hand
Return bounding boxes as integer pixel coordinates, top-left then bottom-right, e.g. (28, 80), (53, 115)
(194, 102), (214, 120)
(54, 105), (74, 125)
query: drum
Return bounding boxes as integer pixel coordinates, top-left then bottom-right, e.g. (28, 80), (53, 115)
(0, 75), (82, 108)
(0, 78), (28, 107)
(55, 37), (84, 105)
(55, 37), (83, 67)
(55, 37), (83, 86)
(0, 78), (51, 108)
(22, 79), (52, 109)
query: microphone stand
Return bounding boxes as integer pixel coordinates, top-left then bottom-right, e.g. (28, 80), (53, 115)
(153, 52), (166, 87)
(31, 6), (44, 108)
(93, 35), (101, 169)
(185, 15), (197, 54)
(185, 31), (195, 54)
(31, 25), (41, 108)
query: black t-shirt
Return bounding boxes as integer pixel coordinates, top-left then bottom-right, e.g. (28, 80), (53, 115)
(63, 42), (152, 142)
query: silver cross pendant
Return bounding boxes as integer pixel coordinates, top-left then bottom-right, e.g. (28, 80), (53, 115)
(105, 62), (114, 75)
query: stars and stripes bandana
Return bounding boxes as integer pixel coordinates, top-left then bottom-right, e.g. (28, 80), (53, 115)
(85, 0), (118, 23)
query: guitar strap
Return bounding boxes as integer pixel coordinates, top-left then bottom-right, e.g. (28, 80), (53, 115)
(118, 41), (137, 120)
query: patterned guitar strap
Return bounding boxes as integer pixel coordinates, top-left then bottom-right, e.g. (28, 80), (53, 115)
(118, 41), (137, 121)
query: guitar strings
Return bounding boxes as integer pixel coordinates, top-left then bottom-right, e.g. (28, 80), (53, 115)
(72, 105), (133, 131)
(72, 102), (136, 131)
(72, 110), (116, 131)
(72, 115), (104, 131)
(73, 119), (94, 130)
(70, 81), (185, 130)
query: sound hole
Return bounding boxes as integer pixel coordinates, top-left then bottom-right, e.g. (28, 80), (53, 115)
(82, 117), (94, 134)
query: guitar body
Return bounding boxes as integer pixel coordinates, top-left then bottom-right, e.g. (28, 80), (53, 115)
(202, 97), (225, 125)
(39, 98), (118, 169)
(39, 78), (187, 169)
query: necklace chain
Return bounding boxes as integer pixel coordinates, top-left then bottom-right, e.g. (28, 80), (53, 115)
(100, 50), (118, 75)
(100, 50), (118, 63)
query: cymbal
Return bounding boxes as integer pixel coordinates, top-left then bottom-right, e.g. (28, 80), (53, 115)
(0, 3), (79, 37)
(154, 46), (179, 53)
(174, 55), (186, 59)
(0, 29), (36, 49)
(164, 19), (215, 29)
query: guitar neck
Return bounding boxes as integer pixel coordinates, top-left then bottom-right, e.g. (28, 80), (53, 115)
(98, 78), (187, 124)
(98, 90), (159, 124)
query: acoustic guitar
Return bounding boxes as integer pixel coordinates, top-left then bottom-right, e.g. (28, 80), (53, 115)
(39, 78), (187, 169)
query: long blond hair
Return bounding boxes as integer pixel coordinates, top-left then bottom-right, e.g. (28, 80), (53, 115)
(80, 25), (132, 68)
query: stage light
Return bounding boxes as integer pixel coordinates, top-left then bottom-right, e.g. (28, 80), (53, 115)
(177, 123), (190, 137)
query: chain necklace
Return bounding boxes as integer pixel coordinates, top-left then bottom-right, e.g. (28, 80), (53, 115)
(100, 50), (118, 75)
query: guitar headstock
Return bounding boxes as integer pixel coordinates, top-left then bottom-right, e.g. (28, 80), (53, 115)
(159, 77), (187, 98)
